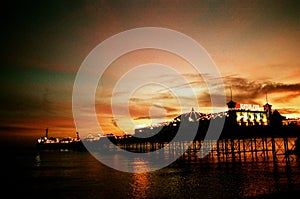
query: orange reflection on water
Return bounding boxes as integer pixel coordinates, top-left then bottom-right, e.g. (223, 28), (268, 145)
(131, 159), (151, 199)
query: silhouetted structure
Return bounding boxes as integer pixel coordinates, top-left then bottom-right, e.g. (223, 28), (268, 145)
(129, 94), (295, 144)
(36, 93), (299, 152)
(36, 129), (86, 151)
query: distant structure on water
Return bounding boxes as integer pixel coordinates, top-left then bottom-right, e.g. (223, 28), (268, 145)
(36, 129), (86, 151)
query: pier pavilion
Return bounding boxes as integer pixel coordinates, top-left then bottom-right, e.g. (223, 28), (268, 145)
(134, 101), (277, 134)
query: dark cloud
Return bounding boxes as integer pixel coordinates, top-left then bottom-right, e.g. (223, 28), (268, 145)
(152, 104), (178, 112)
(131, 103), (180, 121)
(224, 76), (300, 104)
(277, 108), (300, 115)
(134, 113), (179, 121)
(263, 83), (300, 93)
(130, 92), (176, 102)
(0, 125), (40, 133)
(111, 119), (118, 127)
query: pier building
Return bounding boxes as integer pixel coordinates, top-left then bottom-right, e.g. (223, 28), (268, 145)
(134, 96), (285, 139)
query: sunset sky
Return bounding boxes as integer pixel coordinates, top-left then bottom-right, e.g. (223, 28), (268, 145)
(1, 1), (299, 141)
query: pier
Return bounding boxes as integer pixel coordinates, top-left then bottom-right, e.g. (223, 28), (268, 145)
(90, 136), (299, 167)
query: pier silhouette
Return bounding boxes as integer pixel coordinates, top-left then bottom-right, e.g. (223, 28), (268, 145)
(36, 97), (300, 167)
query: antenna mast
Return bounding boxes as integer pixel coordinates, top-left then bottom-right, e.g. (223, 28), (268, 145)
(230, 85), (233, 100)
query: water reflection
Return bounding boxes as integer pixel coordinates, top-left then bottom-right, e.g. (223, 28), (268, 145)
(27, 138), (300, 199)
(131, 159), (151, 199)
(34, 153), (41, 167)
(131, 172), (151, 199)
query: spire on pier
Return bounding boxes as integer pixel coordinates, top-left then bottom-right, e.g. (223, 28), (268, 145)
(230, 86), (233, 101)
(227, 86), (236, 109)
(263, 92), (272, 121)
(45, 128), (48, 138)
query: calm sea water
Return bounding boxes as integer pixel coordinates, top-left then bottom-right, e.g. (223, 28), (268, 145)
(2, 142), (300, 199)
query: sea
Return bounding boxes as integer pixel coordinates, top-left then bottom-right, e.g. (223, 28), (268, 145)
(1, 139), (300, 199)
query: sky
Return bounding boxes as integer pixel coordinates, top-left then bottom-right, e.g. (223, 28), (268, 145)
(0, 0), (299, 142)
